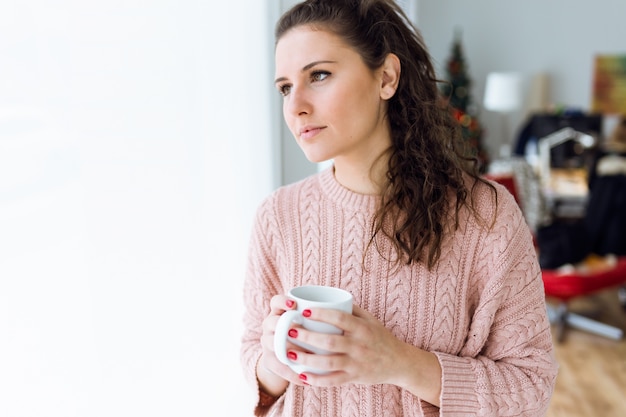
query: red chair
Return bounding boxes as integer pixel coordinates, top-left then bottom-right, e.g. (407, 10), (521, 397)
(486, 170), (626, 342)
(542, 258), (626, 341)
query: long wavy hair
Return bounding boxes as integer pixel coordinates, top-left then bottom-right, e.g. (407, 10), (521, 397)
(276, 0), (494, 269)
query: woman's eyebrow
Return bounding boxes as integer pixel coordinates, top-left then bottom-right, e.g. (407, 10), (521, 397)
(274, 60), (337, 85)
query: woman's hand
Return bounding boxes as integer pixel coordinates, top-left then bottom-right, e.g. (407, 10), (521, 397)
(283, 305), (442, 406)
(283, 305), (404, 384)
(256, 294), (308, 397)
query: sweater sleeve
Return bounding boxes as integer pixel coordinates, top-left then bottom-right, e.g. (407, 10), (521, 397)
(240, 196), (286, 416)
(434, 187), (558, 416)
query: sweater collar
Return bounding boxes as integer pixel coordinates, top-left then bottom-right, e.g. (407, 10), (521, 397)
(318, 166), (380, 212)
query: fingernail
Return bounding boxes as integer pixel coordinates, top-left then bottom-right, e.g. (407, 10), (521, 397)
(286, 299), (295, 308)
(302, 309), (311, 318)
(299, 373), (308, 381)
(288, 328), (298, 338)
(287, 351), (297, 361)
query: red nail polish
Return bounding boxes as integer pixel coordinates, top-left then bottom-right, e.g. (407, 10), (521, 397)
(288, 328), (298, 338)
(302, 309), (311, 318)
(299, 373), (308, 381)
(287, 351), (298, 361)
(286, 299), (295, 308)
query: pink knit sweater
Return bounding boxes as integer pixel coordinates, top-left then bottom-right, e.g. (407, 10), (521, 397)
(241, 168), (558, 417)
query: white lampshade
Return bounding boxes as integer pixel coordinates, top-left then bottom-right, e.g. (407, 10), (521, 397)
(484, 72), (523, 112)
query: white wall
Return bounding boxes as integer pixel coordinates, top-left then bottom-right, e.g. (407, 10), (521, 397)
(416, 0), (626, 158)
(0, 1), (273, 416)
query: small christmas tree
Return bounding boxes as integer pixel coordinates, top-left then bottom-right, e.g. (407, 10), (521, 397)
(440, 30), (489, 171)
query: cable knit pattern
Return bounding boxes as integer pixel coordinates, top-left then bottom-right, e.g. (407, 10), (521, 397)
(241, 168), (558, 417)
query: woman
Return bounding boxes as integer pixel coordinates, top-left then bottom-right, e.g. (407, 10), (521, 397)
(241, 0), (558, 415)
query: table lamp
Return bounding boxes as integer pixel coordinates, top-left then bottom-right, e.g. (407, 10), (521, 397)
(484, 72), (523, 157)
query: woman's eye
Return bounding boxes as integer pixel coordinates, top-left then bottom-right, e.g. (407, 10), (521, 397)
(277, 71), (328, 96)
(311, 71), (330, 82)
(278, 84), (292, 96)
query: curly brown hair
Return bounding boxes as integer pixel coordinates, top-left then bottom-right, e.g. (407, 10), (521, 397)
(276, 0), (493, 269)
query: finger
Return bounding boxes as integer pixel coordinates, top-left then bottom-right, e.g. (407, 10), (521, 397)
(298, 369), (350, 388)
(258, 350), (309, 387)
(267, 346), (313, 386)
(293, 350), (349, 375)
(269, 294), (296, 314)
(261, 328), (306, 354)
(262, 310), (306, 340)
(288, 326), (351, 355)
(260, 331), (277, 352)
(303, 308), (357, 333)
(261, 326), (304, 361)
(262, 313), (280, 333)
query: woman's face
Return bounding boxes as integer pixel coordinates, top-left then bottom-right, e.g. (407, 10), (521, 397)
(274, 26), (393, 167)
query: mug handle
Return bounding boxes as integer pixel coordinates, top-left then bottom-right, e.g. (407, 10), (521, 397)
(273, 310), (303, 366)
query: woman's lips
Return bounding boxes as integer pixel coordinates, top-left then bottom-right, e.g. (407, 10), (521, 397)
(299, 126), (325, 141)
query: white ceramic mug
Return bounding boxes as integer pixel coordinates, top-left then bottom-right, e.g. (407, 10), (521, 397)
(274, 285), (353, 374)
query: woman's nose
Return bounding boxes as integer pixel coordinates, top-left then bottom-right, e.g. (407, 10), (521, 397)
(285, 86), (311, 117)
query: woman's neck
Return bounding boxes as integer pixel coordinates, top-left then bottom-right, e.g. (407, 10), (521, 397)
(333, 152), (389, 195)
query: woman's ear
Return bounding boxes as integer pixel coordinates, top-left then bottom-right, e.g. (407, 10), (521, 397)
(380, 53), (401, 100)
